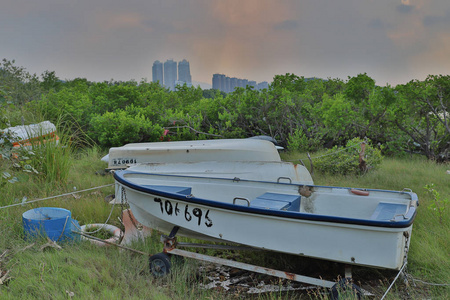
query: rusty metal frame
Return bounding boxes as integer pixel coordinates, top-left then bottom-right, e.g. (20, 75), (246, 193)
(161, 235), (336, 289)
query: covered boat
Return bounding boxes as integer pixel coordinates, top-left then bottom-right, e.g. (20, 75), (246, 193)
(102, 138), (282, 170)
(114, 171), (418, 270)
(0, 121), (59, 158)
(125, 161), (313, 185)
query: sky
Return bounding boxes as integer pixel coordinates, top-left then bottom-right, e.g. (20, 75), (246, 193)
(1, 0), (450, 87)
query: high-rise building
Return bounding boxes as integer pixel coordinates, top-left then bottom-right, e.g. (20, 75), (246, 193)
(212, 74), (221, 90)
(218, 74), (226, 91)
(152, 60), (163, 85)
(164, 59), (177, 91)
(212, 74), (269, 93)
(230, 77), (238, 91)
(212, 74), (225, 91)
(225, 77), (231, 93)
(178, 59), (192, 85)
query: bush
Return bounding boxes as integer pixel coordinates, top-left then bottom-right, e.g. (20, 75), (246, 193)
(314, 137), (383, 175)
(89, 110), (163, 147)
(287, 128), (322, 152)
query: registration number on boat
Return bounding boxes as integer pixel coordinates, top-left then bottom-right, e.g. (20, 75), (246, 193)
(112, 158), (137, 165)
(154, 198), (213, 227)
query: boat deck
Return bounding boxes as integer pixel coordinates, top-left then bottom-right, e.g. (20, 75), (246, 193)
(134, 173), (414, 223)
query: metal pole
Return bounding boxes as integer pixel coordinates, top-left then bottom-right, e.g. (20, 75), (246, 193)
(166, 248), (336, 289)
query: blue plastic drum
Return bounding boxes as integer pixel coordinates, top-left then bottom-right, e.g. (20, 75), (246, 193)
(22, 207), (78, 242)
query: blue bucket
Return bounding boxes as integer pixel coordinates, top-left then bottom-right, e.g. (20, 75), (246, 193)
(22, 207), (79, 242)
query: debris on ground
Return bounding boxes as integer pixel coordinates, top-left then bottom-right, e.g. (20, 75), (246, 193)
(199, 263), (317, 296)
(40, 238), (62, 251)
(0, 250), (12, 286)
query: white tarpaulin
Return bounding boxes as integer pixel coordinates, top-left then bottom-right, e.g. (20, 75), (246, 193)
(0, 121), (59, 155)
(1, 121), (56, 142)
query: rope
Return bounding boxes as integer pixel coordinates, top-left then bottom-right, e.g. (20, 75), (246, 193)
(380, 261), (408, 300)
(285, 142), (364, 162)
(56, 216), (70, 242)
(0, 183), (114, 210)
(309, 142), (363, 160)
(81, 196), (117, 235)
(164, 125), (223, 137)
(380, 264), (450, 300)
(406, 274), (450, 287)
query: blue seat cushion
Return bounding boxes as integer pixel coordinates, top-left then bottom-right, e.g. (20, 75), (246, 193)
(250, 192), (301, 211)
(144, 185), (192, 195)
(371, 202), (408, 221)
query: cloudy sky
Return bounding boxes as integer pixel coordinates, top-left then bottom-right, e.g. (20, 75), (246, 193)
(1, 0), (449, 87)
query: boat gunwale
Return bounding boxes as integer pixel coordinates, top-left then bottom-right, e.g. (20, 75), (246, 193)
(114, 171), (418, 229)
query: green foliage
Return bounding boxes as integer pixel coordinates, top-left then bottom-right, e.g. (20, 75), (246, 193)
(320, 92), (355, 143)
(18, 123), (73, 184)
(1, 171), (18, 188)
(424, 183), (448, 225)
(1, 59), (449, 162)
(314, 138), (383, 175)
(89, 109), (163, 147)
(0, 59), (42, 105)
(31, 88), (93, 129)
(392, 75), (450, 161)
(1, 152), (448, 299)
(287, 128), (322, 152)
(344, 72), (375, 104)
(40, 70), (62, 92)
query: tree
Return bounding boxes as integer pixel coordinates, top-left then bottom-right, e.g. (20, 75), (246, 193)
(392, 76), (450, 161)
(0, 59), (42, 105)
(41, 70), (62, 91)
(344, 73), (375, 104)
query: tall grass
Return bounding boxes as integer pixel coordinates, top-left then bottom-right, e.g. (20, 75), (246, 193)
(0, 149), (448, 299)
(283, 151), (450, 297)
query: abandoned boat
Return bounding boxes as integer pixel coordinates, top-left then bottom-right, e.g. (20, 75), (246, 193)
(125, 161), (313, 185)
(102, 138), (282, 170)
(0, 121), (59, 158)
(114, 171), (418, 270)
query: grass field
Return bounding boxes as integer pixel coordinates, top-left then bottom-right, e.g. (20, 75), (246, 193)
(0, 147), (449, 299)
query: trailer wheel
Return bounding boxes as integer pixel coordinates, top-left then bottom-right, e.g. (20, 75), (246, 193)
(330, 278), (363, 299)
(149, 253), (171, 277)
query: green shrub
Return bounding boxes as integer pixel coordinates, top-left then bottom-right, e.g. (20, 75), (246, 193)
(89, 109), (163, 147)
(287, 128), (322, 152)
(314, 137), (383, 175)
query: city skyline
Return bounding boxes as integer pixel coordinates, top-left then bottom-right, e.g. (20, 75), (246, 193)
(153, 58), (269, 91)
(2, 1), (449, 86)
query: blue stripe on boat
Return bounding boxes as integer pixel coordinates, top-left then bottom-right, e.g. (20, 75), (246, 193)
(114, 171), (417, 228)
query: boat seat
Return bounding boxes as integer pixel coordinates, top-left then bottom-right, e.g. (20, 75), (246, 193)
(370, 202), (408, 221)
(250, 192), (300, 211)
(143, 185), (192, 195)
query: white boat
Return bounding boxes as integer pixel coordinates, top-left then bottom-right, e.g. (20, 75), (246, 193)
(102, 138), (282, 170)
(0, 121), (59, 157)
(126, 161), (313, 185)
(114, 171), (418, 270)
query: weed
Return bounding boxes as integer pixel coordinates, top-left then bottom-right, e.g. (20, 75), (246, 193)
(424, 183), (448, 225)
(0, 152), (449, 299)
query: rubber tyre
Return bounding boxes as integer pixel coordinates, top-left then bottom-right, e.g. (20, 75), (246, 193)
(330, 278), (363, 300)
(149, 253), (171, 277)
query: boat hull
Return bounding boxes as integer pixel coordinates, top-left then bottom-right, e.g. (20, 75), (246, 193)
(115, 174), (415, 270)
(105, 139), (282, 169)
(126, 161), (313, 185)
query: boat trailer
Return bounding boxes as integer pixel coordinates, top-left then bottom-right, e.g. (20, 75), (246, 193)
(76, 210), (372, 298)
(149, 226), (367, 299)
